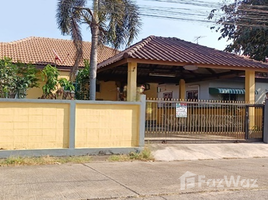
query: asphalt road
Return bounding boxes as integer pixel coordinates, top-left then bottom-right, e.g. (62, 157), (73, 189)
(1, 158), (268, 200)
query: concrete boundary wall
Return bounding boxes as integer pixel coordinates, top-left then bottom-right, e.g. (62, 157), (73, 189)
(0, 96), (146, 158)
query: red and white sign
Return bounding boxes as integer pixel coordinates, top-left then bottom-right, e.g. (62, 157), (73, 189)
(52, 49), (63, 63)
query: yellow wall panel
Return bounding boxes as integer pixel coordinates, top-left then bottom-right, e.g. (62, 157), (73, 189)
(0, 102), (70, 150)
(75, 104), (140, 148)
(144, 83), (158, 98)
(0, 100), (141, 150)
(96, 81), (117, 101)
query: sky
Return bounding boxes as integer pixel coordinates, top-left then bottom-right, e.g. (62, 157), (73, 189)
(0, 0), (230, 50)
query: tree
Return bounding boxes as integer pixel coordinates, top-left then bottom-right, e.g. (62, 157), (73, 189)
(0, 57), (39, 98)
(41, 64), (75, 99)
(208, 0), (268, 61)
(56, 0), (141, 100)
(41, 65), (60, 99)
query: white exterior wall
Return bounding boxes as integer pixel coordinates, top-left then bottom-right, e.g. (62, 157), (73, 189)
(155, 80), (268, 103)
(208, 80), (245, 101)
(157, 81), (210, 100)
(157, 84), (179, 99)
(190, 82), (209, 100)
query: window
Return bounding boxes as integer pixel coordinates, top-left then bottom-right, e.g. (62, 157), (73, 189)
(163, 92), (173, 99)
(186, 90), (198, 100)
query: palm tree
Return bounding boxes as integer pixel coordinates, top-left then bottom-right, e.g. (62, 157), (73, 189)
(56, 0), (141, 100)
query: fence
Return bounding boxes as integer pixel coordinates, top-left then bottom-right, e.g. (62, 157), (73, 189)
(0, 96), (146, 158)
(145, 99), (264, 141)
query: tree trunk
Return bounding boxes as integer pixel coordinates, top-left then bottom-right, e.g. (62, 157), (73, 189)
(89, 24), (99, 100)
(89, 0), (99, 100)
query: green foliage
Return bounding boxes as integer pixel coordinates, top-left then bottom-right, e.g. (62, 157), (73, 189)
(0, 57), (39, 98)
(41, 65), (59, 97)
(209, 0), (268, 61)
(76, 59), (90, 83)
(75, 60), (90, 100)
(96, 0), (141, 49)
(57, 0), (140, 50)
(41, 65), (76, 99)
(16, 63), (39, 98)
(108, 148), (154, 162)
(0, 155), (92, 167)
(58, 78), (75, 91)
(56, 0), (141, 99)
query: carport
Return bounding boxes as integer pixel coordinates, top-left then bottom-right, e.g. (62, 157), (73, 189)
(97, 35), (268, 103)
(97, 36), (268, 141)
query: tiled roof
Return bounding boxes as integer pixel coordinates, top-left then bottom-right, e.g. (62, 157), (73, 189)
(98, 35), (268, 70)
(0, 37), (117, 68)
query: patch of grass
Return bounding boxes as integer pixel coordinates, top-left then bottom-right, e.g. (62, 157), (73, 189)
(108, 155), (131, 162)
(108, 148), (154, 162)
(0, 155), (92, 167)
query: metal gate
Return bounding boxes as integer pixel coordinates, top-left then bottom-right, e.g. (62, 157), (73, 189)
(145, 99), (264, 142)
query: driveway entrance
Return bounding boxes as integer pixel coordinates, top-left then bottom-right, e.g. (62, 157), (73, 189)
(145, 98), (264, 142)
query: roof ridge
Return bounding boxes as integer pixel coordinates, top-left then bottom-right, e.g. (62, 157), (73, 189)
(0, 36), (116, 67)
(7, 36), (35, 44)
(3, 36), (118, 52)
(123, 35), (155, 58)
(3, 36), (93, 45)
(98, 35), (268, 70)
(165, 36), (222, 53)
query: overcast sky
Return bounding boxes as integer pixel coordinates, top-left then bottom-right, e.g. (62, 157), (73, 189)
(0, 0), (230, 50)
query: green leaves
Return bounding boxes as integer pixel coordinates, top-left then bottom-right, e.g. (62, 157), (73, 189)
(41, 65), (75, 99)
(58, 78), (75, 91)
(0, 57), (39, 98)
(56, 0), (141, 99)
(41, 65), (60, 96)
(97, 0), (141, 49)
(76, 59), (90, 82)
(209, 0), (268, 61)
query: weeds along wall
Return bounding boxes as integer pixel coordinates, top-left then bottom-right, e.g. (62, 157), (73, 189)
(0, 98), (144, 151)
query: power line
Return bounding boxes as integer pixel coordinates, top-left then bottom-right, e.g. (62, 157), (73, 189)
(64, 0), (268, 28)
(140, 13), (212, 23)
(143, 0), (221, 9)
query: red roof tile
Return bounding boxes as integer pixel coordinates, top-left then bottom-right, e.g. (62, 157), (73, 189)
(0, 37), (117, 68)
(98, 35), (268, 70)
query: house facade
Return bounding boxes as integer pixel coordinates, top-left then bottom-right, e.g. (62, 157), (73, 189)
(97, 36), (268, 104)
(0, 37), (117, 99)
(155, 78), (268, 104)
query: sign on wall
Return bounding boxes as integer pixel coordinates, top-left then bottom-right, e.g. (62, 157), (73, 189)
(176, 103), (187, 118)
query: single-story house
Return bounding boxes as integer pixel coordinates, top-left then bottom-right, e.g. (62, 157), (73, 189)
(0, 36), (117, 100)
(97, 35), (268, 104)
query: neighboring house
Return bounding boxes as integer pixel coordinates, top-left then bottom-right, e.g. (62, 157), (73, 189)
(0, 37), (117, 99)
(97, 35), (268, 103)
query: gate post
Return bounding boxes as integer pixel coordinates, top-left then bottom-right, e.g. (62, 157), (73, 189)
(245, 106), (249, 140)
(263, 100), (268, 143)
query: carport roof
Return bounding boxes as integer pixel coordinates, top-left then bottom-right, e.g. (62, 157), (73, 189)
(98, 35), (268, 71)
